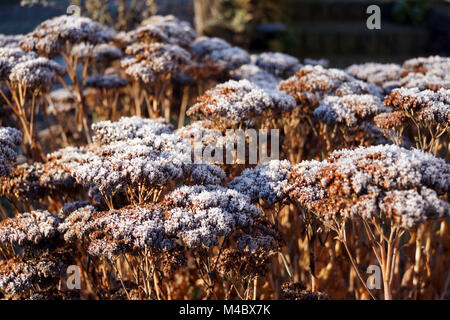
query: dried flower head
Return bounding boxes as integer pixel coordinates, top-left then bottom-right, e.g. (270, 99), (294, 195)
(0, 34), (23, 48)
(0, 47), (38, 80)
(399, 69), (450, 91)
(89, 204), (176, 251)
(314, 94), (390, 127)
(0, 258), (64, 296)
(139, 15), (196, 48)
(216, 248), (271, 278)
(20, 15), (114, 57)
(0, 126), (22, 176)
(65, 124), (224, 202)
(346, 62), (402, 87)
(189, 36), (250, 73)
(58, 203), (98, 242)
(234, 219), (281, 252)
(8, 57), (65, 89)
(251, 52), (301, 79)
(163, 185), (261, 248)
(92, 116), (173, 144)
(230, 64), (281, 90)
(374, 111), (408, 130)
(187, 79), (296, 128)
(122, 42), (192, 83)
(0, 210), (62, 247)
(278, 65), (383, 111)
(402, 56), (450, 75)
(228, 160), (292, 205)
(286, 145), (450, 227)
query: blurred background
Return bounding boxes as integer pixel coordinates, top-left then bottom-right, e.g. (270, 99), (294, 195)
(0, 0), (448, 67)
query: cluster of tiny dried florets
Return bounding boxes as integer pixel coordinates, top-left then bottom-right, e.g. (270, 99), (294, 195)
(0, 126), (22, 176)
(251, 52), (301, 79)
(189, 36), (250, 77)
(0, 47), (65, 89)
(227, 160), (292, 206)
(400, 56), (450, 91)
(285, 144), (449, 228)
(0, 257), (66, 298)
(163, 185), (261, 248)
(279, 65), (383, 112)
(20, 15), (114, 57)
(42, 118), (226, 207)
(314, 94), (390, 128)
(187, 79), (296, 129)
(346, 62), (403, 93)
(374, 87), (449, 153)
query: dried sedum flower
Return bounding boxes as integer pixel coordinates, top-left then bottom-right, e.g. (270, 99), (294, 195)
(0, 126), (22, 176)
(20, 15), (114, 57)
(402, 56), (450, 75)
(0, 34), (23, 48)
(384, 87), (449, 123)
(228, 160), (292, 205)
(346, 62), (402, 87)
(90, 204), (176, 251)
(314, 94), (390, 127)
(163, 185), (261, 248)
(235, 219), (281, 252)
(374, 111), (408, 130)
(187, 79), (296, 128)
(230, 64), (281, 90)
(278, 65), (384, 110)
(0, 210), (62, 247)
(139, 15), (197, 48)
(122, 42), (192, 83)
(8, 57), (65, 89)
(58, 203), (98, 242)
(251, 52), (301, 79)
(92, 116), (173, 144)
(67, 124), (225, 201)
(0, 47), (38, 80)
(190, 36), (250, 71)
(286, 145), (450, 227)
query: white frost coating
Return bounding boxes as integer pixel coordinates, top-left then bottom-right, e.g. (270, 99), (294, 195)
(164, 185), (261, 248)
(0, 126), (22, 176)
(91, 205), (176, 251)
(346, 62), (402, 86)
(20, 15), (114, 57)
(8, 57), (65, 88)
(187, 79), (296, 126)
(314, 94), (390, 127)
(386, 87), (449, 123)
(92, 116), (173, 144)
(286, 145), (450, 227)
(252, 52), (301, 79)
(0, 210), (62, 246)
(228, 160), (292, 205)
(230, 64), (281, 90)
(190, 36), (250, 71)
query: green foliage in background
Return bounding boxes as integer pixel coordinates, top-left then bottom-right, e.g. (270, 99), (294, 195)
(392, 0), (432, 25)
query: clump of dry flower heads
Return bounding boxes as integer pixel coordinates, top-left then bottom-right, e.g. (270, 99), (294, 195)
(0, 13), (449, 300)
